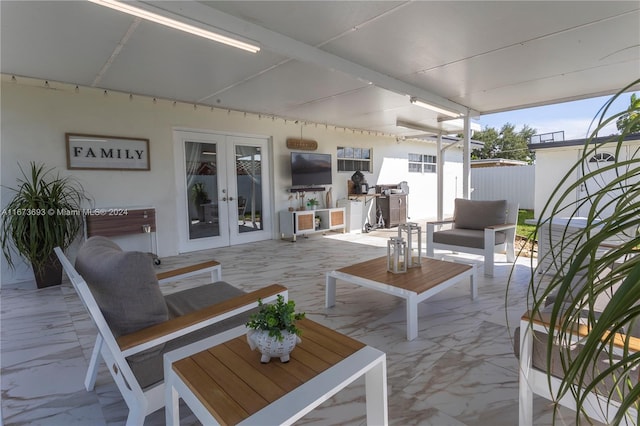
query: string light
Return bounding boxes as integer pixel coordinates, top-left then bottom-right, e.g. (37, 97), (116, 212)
(35, 79), (390, 139)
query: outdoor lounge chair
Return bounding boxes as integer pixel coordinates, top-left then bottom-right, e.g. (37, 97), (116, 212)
(516, 306), (639, 425)
(55, 236), (287, 425)
(426, 198), (518, 276)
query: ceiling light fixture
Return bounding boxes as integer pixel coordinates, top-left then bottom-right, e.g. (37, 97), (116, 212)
(87, 0), (260, 53)
(409, 96), (460, 118)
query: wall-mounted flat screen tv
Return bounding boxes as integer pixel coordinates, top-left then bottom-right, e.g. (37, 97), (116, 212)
(291, 152), (332, 186)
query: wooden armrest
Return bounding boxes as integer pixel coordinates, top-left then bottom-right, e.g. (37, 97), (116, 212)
(156, 260), (220, 281)
(117, 283), (287, 353)
(485, 223), (516, 231)
(522, 310), (640, 352)
(427, 220), (454, 226)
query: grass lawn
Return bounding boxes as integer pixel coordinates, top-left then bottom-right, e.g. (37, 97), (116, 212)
(517, 209), (536, 239)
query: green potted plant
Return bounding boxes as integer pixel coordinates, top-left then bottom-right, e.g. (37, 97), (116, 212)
(191, 182), (209, 205)
(246, 294), (306, 363)
(307, 197), (319, 210)
(516, 79), (640, 424)
(191, 182), (210, 221)
(1, 162), (90, 288)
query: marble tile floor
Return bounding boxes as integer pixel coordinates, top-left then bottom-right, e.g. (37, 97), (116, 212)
(1, 230), (594, 425)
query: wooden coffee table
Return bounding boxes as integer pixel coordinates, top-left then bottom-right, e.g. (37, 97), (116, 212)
(326, 256), (476, 340)
(164, 318), (388, 425)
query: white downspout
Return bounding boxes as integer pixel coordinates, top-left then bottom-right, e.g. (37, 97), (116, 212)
(463, 113), (472, 199)
(437, 133), (444, 221)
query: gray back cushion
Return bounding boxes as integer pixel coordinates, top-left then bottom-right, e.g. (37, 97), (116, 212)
(454, 198), (507, 230)
(75, 236), (168, 337)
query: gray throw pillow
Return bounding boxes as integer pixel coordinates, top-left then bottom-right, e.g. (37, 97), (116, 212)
(453, 198), (507, 230)
(75, 236), (168, 337)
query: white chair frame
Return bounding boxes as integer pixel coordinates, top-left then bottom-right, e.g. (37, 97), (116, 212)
(54, 247), (287, 426)
(518, 316), (638, 425)
(426, 202), (518, 276)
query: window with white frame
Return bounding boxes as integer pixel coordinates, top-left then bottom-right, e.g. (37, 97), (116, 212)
(337, 146), (372, 172)
(588, 152), (615, 163)
(408, 153), (437, 173)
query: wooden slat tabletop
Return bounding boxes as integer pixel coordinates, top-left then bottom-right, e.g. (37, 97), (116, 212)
(171, 318), (366, 425)
(335, 256), (472, 294)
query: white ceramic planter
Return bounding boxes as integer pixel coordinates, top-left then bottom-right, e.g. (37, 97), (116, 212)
(247, 329), (301, 363)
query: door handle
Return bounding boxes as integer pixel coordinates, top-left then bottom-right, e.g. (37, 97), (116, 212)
(229, 196), (235, 201)
(221, 197), (227, 201)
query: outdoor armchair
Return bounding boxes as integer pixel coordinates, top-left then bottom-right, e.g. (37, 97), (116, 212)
(516, 307), (639, 425)
(426, 198), (518, 276)
(54, 236), (287, 426)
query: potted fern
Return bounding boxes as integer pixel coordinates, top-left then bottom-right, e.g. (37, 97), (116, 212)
(516, 79), (640, 424)
(1, 162), (89, 288)
(246, 295), (306, 363)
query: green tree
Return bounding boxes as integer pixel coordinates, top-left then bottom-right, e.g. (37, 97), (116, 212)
(615, 93), (640, 134)
(471, 123), (536, 164)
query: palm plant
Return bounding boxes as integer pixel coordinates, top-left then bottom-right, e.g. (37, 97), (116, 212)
(1, 162), (90, 288)
(516, 80), (640, 424)
(516, 79), (640, 424)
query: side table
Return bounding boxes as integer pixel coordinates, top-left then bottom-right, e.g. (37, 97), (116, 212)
(164, 318), (388, 425)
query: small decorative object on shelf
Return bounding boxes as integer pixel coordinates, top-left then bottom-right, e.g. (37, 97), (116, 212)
(398, 222), (422, 268)
(287, 194), (295, 212)
(325, 187), (333, 208)
(351, 170), (366, 194)
(315, 215), (321, 229)
(387, 236), (407, 274)
(246, 295), (306, 363)
(307, 198), (319, 210)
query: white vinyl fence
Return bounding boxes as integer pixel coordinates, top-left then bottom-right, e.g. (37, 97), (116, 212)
(470, 165), (535, 210)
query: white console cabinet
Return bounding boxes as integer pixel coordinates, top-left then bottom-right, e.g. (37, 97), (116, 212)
(279, 208), (345, 241)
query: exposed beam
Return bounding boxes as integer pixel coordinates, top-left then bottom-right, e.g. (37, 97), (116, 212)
(396, 119), (442, 135)
(139, 1), (477, 117)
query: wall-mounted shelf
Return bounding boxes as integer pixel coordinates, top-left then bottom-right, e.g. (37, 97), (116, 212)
(84, 206), (159, 263)
(289, 187), (326, 193)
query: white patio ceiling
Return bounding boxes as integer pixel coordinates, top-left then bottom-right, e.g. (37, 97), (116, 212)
(2, 1), (639, 139)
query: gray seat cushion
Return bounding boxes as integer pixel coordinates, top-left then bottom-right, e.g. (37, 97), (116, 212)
(453, 198), (507, 230)
(433, 228), (506, 249)
(75, 236), (168, 337)
(129, 281), (253, 389)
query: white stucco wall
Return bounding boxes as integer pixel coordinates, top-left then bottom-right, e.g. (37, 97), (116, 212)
(1, 76), (465, 285)
(533, 141), (639, 220)
(533, 147), (582, 220)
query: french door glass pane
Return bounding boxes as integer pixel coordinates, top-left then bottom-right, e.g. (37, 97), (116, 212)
(236, 145), (263, 233)
(185, 142), (219, 240)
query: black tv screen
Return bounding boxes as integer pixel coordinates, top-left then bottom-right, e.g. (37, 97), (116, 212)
(291, 152), (332, 186)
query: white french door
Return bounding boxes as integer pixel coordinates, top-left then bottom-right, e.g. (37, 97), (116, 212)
(174, 130), (272, 252)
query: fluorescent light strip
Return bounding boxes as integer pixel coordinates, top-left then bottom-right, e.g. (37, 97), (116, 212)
(88, 0), (260, 53)
(410, 96), (460, 118)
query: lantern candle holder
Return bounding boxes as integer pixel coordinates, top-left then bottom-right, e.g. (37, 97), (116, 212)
(398, 222), (422, 268)
(387, 236), (407, 274)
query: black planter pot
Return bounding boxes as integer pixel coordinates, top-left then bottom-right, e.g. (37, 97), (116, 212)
(33, 254), (63, 289)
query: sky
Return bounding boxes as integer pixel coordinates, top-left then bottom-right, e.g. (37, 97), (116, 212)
(477, 90), (639, 141)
